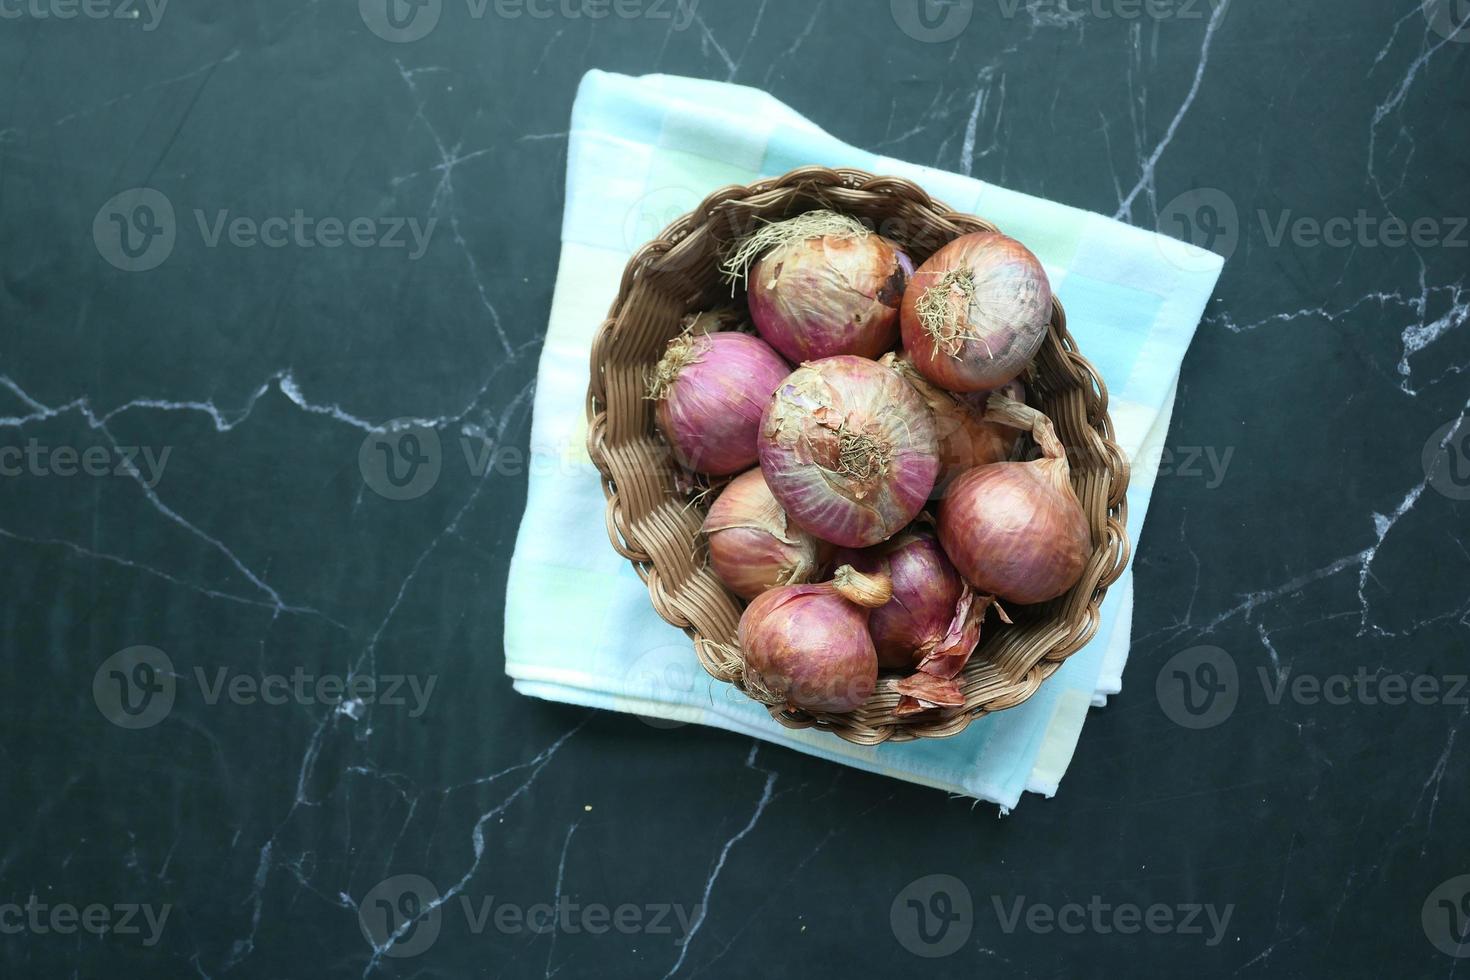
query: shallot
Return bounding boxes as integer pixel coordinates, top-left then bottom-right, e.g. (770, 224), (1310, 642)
(937, 395), (1092, 604)
(703, 468), (827, 600)
(648, 326), (790, 476)
(724, 210), (912, 363)
(736, 565), (891, 713)
(759, 356), (939, 548)
(901, 231), (1052, 392)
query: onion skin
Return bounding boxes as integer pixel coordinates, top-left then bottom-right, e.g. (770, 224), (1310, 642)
(651, 330), (790, 476)
(749, 234), (911, 363)
(937, 395), (1091, 604)
(759, 356), (940, 549)
(702, 468), (828, 600)
(882, 353), (1024, 492)
(835, 530), (970, 670)
(736, 566), (891, 713)
(901, 232), (1052, 392)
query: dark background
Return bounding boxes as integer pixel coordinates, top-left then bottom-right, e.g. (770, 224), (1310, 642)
(2, 0), (1468, 976)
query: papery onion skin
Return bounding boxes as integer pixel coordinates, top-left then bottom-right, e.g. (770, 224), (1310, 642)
(651, 330), (790, 476)
(937, 396), (1091, 604)
(736, 566), (890, 713)
(883, 353), (1024, 492)
(901, 232), (1052, 392)
(703, 468), (828, 600)
(836, 531), (968, 670)
(748, 231), (912, 363)
(759, 356), (940, 549)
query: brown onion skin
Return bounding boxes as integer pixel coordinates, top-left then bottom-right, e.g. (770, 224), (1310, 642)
(884, 353), (1025, 493)
(749, 235), (911, 363)
(937, 461), (1091, 604)
(759, 356), (940, 549)
(901, 232), (1052, 392)
(737, 571), (884, 713)
(703, 469), (828, 600)
(835, 532), (966, 670)
(653, 331), (790, 476)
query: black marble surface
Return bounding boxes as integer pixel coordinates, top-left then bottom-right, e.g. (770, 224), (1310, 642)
(2, 1), (1468, 977)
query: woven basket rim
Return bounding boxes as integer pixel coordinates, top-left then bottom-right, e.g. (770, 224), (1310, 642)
(585, 166), (1131, 745)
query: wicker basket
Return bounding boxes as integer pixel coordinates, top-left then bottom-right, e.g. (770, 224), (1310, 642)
(586, 167), (1130, 744)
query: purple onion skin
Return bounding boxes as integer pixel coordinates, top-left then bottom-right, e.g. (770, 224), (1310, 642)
(703, 468), (827, 600)
(901, 232), (1052, 392)
(654, 332), (791, 476)
(759, 356), (940, 548)
(749, 235), (910, 363)
(837, 533), (966, 669)
(937, 461), (1090, 604)
(737, 584), (878, 712)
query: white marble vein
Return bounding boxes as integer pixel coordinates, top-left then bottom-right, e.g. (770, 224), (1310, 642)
(1114, 0), (1231, 222)
(393, 59), (514, 356)
(660, 743), (777, 979)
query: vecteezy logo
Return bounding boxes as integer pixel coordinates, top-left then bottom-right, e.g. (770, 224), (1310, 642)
(359, 875), (442, 958)
(890, 0), (974, 42)
(358, 422), (443, 501)
(624, 644), (701, 729)
(1156, 187), (1240, 271)
(1423, 417), (1470, 501)
(1423, 875), (1470, 957)
(93, 188), (176, 272)
(359, 0), (442, 42)
(890, 874), (973, 958)
(1156, 646), (1239, 729)
(93, 646), (176, 729)
(1423, 0), (1470, 43)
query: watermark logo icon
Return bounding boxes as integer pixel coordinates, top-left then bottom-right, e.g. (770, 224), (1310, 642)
(93, 646), (176, 729)
(1157, 646), (1239, 729)
(891, 0), (973, 42)
(891, 874), (973, 957)
(1423, 417), (1470, 501)
(359, 422), (443, 500)
(93, 188), (176, 272)
(360, 0), (442, 41)
(359, 875), (442, 958)
(624, 645), (702, 729)
(1423, 875), (1470, 957)
(1156, 187), (1240, 271)
(1423, 0), (1470, 43)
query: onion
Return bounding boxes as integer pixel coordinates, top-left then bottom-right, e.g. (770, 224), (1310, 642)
(648, 326), (790, 476)
(937, 395), (1092, 604)
(900, 231), (1052, 392)
(835, 529), (979, 671)
(736, 565), (891, 713)
(724, 210), (911, 363)
(882, 353), (1025, 492)
(759, 356), (940, 548)
(702, 468), (828, 600)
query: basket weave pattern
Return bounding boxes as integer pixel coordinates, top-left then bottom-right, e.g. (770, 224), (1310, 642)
(586, 167), (1131, 744)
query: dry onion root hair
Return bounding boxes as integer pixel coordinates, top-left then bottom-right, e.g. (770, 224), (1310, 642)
(719, 209), (872, 286)
(645, 330), (703, 401)
(915, 267), (982, 358)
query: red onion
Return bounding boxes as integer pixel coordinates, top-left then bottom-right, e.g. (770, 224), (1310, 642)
(736, 565), (891, 713)
(835, 529), (976, 671)
(882, 353), (1024, 492)
(649, 327), (790, 476)
(938, 395), (1092, 604)
(702, 468), (828, 600)
(901, 231), (1052, 392)
(759, 356), (939, 548)
(725, 210), (911, 363)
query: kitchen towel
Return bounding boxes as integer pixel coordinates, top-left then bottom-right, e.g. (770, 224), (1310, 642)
(504, 70), (1223, 810)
